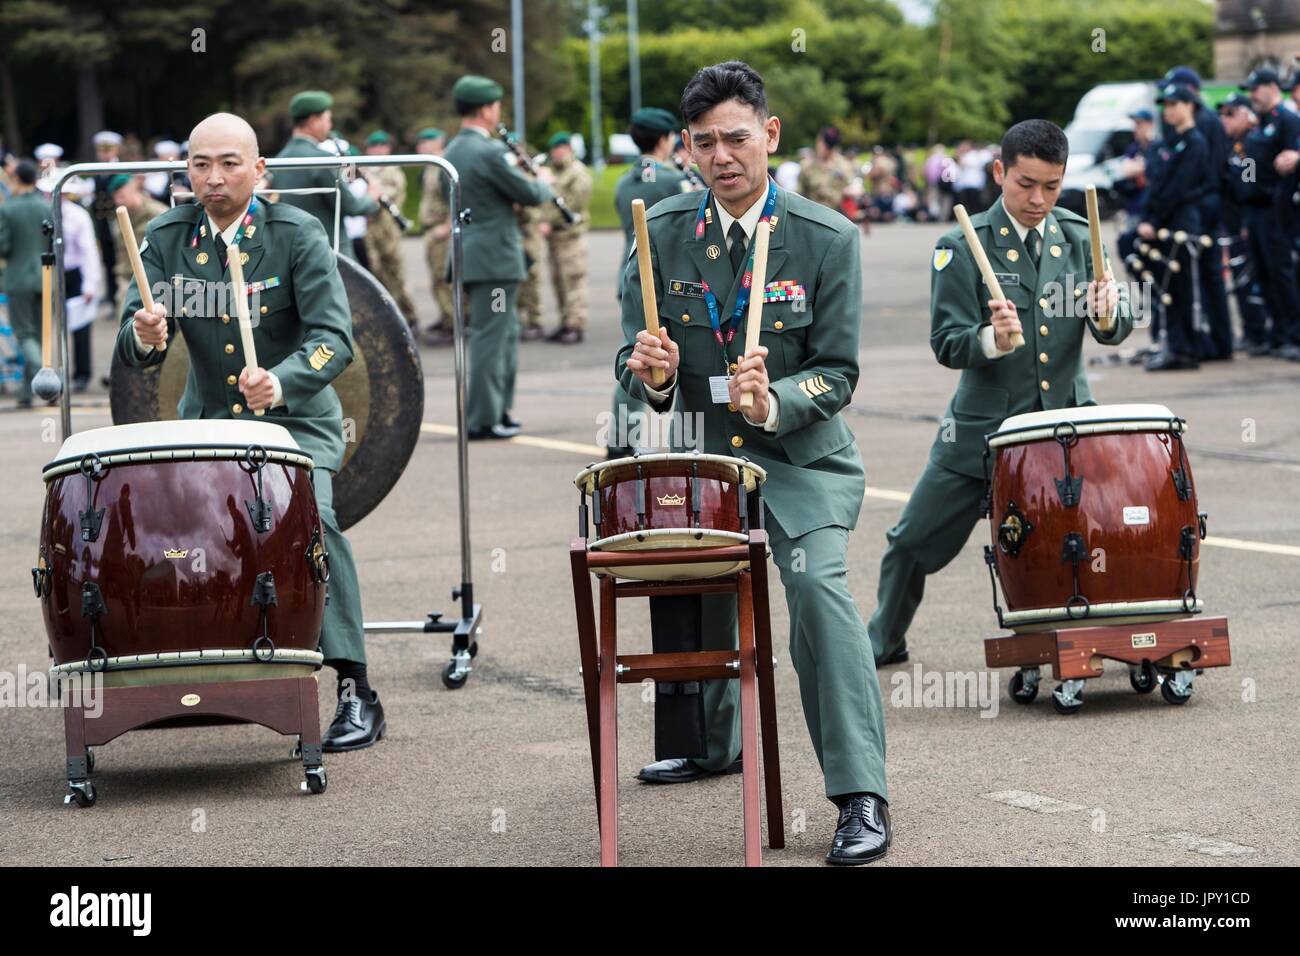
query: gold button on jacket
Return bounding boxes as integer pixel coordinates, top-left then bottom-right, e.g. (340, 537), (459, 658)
(224, 343), (235, 355)
(231, 403), (243, 414)
(730, 435), (744, 448)
(1040, 380), (1051, 392)
(227, 374), (237, 385)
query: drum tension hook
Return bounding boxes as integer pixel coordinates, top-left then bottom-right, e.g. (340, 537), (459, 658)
(240, 444), (274, 533)
(983, 545), (1007, 630)
(77, 454), (106, 543)
(1170, 429), (1193, 502)
(1060, 532), (1090, 620)
(1052, 423), (1083, 508)
(249, 571), (278, 662)
(81, 582), (108, 671)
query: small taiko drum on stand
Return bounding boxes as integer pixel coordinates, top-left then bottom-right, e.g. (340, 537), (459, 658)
(34, 420), (332, 804)
(980, 405), (1231, 715)
(568, 451), (785, 866)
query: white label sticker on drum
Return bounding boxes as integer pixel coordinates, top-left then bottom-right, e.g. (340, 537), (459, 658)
(181, 693), (201, 707)
(1131, 633), (1157, 649)
(1123, 506), (1150, 526)
(709, 375), (731, 404)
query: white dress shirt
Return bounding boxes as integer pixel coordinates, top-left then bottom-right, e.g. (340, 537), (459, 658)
(979, 211), (1045, 360)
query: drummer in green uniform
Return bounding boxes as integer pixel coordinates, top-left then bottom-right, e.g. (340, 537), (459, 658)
(608, 106), (695, 457)
(618, 61), (890, 865)
(116, 112), (386, 752)
(442, 75), (554, 440)
(866, 119), (1134, 667)
(273, 90), (381, 257)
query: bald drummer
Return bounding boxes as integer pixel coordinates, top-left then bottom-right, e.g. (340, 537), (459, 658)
(115, 112), (386, 752)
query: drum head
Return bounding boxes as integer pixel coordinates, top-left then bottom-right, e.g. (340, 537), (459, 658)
(110, 255), (423, 529)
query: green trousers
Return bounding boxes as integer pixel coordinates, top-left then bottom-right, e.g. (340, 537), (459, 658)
(313, 469), (366, 665)
(694, 513), (888, 801)
(465, 281), (519, 432)
(867, 460), (985, 660)
(6, 290), (41, 401)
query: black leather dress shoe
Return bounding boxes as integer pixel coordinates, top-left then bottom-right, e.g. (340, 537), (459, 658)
(467, 423), (520, 440)
(826, 793), (892, 865)
(874, 647), (909, 667)
(322, 693), (386, 752)
(548, 327), (583, 344)
(637, 755), (743, 784)
(1278, 344), (1300, 362)
(1145, 351), (1199, 371)
(500, 413), (522, 430)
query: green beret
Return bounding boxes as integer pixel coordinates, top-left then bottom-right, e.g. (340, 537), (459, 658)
(366, 130), (392, 146)
(416, 127), (445, 141)
(547, 131), (572, 149)
(290, 90), (333, 122)
(107, 174), (133, 195)
(452, 75), (504, 108)
(630, 107), (679, 133)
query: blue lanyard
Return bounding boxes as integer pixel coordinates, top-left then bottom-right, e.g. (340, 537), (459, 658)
(694, 180), (777, 351)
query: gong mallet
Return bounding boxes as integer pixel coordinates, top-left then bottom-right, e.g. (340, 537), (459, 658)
(31, 248), (63, 403)
(953, 204), (1024, 349)
(631, 198), (666, 386)
(116, 205), (166, 353)
(226, 244), (265, 417)
(739, 218), (772, 410)
(1085, 186), (1115, 332)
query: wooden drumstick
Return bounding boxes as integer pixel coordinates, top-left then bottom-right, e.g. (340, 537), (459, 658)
(954, 204), (1024, 350)
(226, 244), (265, 417)
(116, 204), (166, 352)
(631, 198), (665, 386)
(739, 218), (771, 410)
(1085, 185), (1114, 332)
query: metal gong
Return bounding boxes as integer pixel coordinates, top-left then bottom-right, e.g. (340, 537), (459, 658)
(109, 255), (423, 530)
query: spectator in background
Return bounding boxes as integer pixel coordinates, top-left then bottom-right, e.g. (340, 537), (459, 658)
(775, 148), (803, 192)
(91, 131), (123, 310)
(1115, 109), (1155, 221)
(0, 159), (49, 407)
(59, 186), (103, 392)
(923, 144), (954, 221)
(144, 140), (182, 203)
(954, 140), (992, 213)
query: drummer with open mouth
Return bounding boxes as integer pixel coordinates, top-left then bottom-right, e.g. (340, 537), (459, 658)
(619, 61), (890, 865)
(116, 112), (386, 752)
(866, 119), (1134, 669)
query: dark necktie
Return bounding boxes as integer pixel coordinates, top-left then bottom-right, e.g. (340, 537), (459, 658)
(728, 221), (747, 275)
(214, 231), (228, 266)
(1025, 228), (1040, 265)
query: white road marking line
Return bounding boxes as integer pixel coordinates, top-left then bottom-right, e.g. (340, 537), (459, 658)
(1202, 535), (1300, 558)
(982, 790), (1086, 814)
(419, 422), (604, 458)
(1149, 831), (1257, 858)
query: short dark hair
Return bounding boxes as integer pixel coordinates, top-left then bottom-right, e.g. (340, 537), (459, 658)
(630, 123), (671, 154)
(1000, 119), (1068, 169)
(15, 158), (37, 185)
(454, 100), (480, 118)
(680, 60), (767, 125)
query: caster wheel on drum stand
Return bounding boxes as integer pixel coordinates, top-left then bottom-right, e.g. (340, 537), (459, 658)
(1159, 670), (1194, 705)
(64, 780), (96, 808)
(441, 641), (477, 690)
(1009, 668), (1040, 704)
(1129, 661), (1158, 694)
(85, 748), (95, 774)
(301, 766), (327, 794)
(1051, 680), (1086, 715)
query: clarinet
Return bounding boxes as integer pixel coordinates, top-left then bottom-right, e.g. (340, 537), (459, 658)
(672, 154), (706, 190)
(495, 124), (581, 225)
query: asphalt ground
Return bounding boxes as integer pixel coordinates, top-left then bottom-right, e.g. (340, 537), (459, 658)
(1, 221), (1297, 867)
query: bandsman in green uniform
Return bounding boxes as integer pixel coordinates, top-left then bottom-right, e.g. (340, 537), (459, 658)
(442, 75), (554, 440)
(415, 127), (455, 346)
(538, 131), (592, 344)
(0, 159), (48, 408)
(867, 119), (1133, 666)
(618, 61), (891, 865)
(116, 113), (386, 751)
(273, 90), (381, 257)
(361, 130), (419, 325)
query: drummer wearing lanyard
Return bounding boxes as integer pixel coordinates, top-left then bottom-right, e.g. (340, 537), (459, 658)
(618, 61), (891, 865)
(115, 112), (386, 752)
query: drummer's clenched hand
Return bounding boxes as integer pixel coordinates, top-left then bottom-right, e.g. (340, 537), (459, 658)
(988, 299), (1022, 352)
(1087, 271), (1119, 320)
(239, 366), (276, 411)
(727, 347), (770, 423)
(133, 302), (168, 348)
(627, 326), (680, 387)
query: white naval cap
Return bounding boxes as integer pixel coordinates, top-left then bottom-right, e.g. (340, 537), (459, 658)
(34, 142), (64, 161)
(154, 139), (181, 157)
(92, 130), (123, 147)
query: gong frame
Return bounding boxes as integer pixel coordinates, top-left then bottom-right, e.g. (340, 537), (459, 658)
(48, 155), (482, 686)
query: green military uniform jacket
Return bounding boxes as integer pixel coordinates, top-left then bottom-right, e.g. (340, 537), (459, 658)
(113, 200), (355, 472)
(613, 158), (688, 274)
(0, 191), (52, 292)
(617, 187), (866, 539)
(273, 135), (379, 254)
(441, 127), (553, 283)
(928, 196), (1134, 479)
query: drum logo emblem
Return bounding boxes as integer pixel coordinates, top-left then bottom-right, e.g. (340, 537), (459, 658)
(163, 548), (189, 559)
(181, 694), (201, 707)
(656, 493), (686, 506)
(1131, 633), (1157, 649)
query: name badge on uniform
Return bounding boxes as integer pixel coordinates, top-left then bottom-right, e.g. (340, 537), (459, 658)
(667, 278), (704, 298)
(708, 376), (731, 404)
(987, 272), (1020, 287)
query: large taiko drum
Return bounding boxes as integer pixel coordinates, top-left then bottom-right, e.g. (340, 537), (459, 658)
(984, 404), (1205, 633)
(574, 452), (767, 581)
(34, 420), (329, 682)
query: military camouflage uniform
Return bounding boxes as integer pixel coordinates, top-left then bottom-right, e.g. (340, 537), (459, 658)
(517, 205), (544, 331)
(363, 166), (418, 324)
(113, 195), (168, 300)
(541, 156), (592, 331)
(798, 152), (857, 212)
(419, 166), (455, 327)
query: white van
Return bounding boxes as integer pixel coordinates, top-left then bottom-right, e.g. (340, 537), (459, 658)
(1059, 81), (1158, 217)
